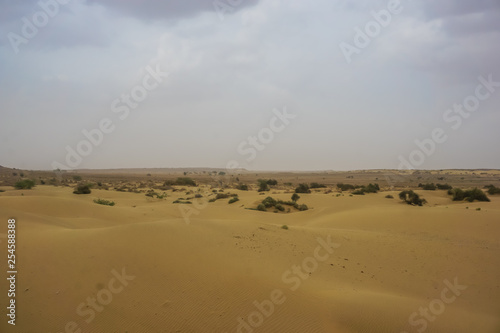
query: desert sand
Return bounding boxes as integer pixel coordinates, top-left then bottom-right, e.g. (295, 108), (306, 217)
(0, 168), (499, 333)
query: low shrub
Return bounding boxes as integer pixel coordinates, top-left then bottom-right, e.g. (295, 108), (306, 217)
(448, 188), (490, 202)
(291, 193), (300, 202)
(93, 198), (115, 206)
(419, 183), (437, 190)
(257, 179), (270, 192)
(297, 204), (309, 211)
(398, 190), (426, 206)
(485, 185), (500, 195)
(337, 183), (355, 191)
(275, 203), (285, 211)
(73, 184), (91, 194)
(385, 194), (394, 199)
(262, 196), (277, 208)
(295, 183), (311, 193)
(237, 184), (249, 191)
(310, 182), (326, 189)
(173, 200), (192, 204)
(15, 179), (36, 189)
(281, 225), (289, 230)
(257, 204), (266, 211)
(436, 183), (452, 190)
(228, 197), (239, 204)
(352, 189), (365, 195)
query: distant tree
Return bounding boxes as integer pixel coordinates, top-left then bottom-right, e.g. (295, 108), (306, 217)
(291, 193), (300, 202)
(73, 184), (91, 194)
(257, 179), (270, 192)
(14, 179), (35, 189)
(399, 190), (426, 206)
(295, 183), (311, 194)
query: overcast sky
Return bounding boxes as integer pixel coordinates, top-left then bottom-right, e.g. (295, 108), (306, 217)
(1, 0), (499, 171)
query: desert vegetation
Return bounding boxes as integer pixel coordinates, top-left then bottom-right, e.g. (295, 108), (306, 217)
(399, 190), (426, 206)
(447, 188), (490, 202)
(15, 179), (36, 189)
(93, 198), (115, 206)
(73, 183), (91, 194)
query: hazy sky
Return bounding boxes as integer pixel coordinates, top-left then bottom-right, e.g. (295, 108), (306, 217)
(1, 0), (499, 171)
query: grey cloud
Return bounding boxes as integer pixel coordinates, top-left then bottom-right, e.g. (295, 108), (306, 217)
(85, 0), (261, 21)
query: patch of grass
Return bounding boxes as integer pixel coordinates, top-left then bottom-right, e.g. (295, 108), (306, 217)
(93, 198), (115, 206)
(14, 179), (36, 189)
(228, 197), (239, 204)
(173, 200), (192, 204)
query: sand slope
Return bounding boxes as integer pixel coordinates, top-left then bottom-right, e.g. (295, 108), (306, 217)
(0, 186), (499, 332)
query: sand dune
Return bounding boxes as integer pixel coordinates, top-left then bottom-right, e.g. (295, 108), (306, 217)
(0, 183), (499, 332)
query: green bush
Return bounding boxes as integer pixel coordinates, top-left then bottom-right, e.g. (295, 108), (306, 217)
(398, 190), (426, 206)
(310, 182), (326, 189)
(257, 179), (270, 192)
(266, 179), (278, 186)
(297, 204), (309, 211)
(73, 184), (91, 194)
(237, 184), (249, 191)
(173, 200), (192, 204)
(436, 183), (452, 190)
(275, 203), (285, 211)
(257, 204), (266, 211)
(352, 189), (365, 195)
(420, 183), (437, 190)
(281, 225), (289, 230)
(449, 188), (490, 202)
(485, 185), (500, 195)
(93, 198), (115, 206)
(295, 183), (311, 193)
(385, 194), (394, 199)
(337, 183), (355, 191)
(291, 193), (300, 202)
(228, 197), (239, 204)
(14, 179), (36, 189)
(262, 196), (277, 208)
(174, 177), (197, 186)
(216, 193), (231, 199)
